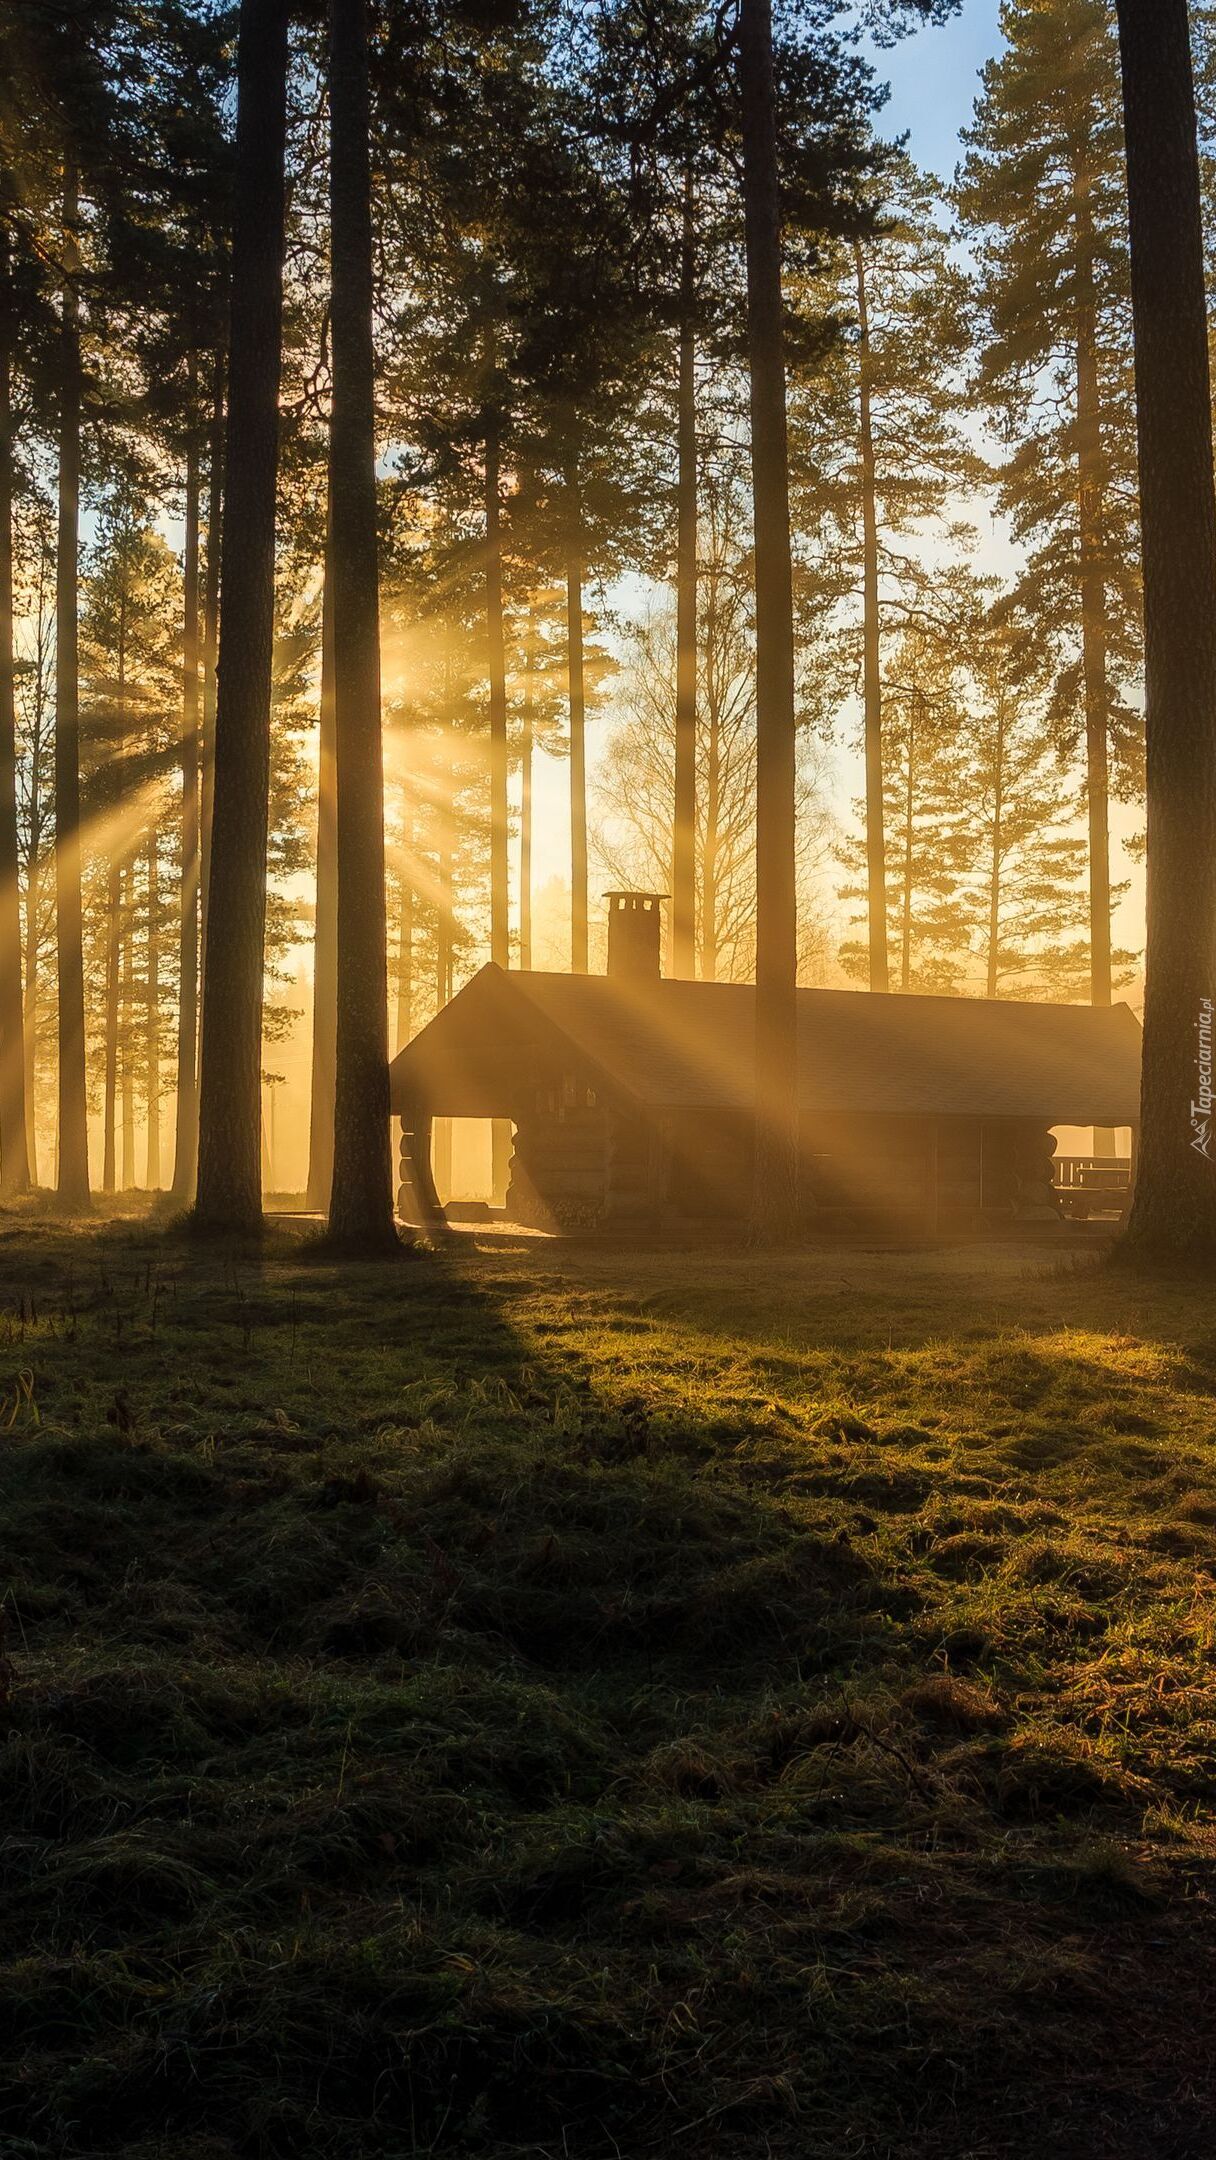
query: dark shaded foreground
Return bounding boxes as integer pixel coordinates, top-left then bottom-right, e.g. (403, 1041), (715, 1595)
(1, 1211), (1215, 2157)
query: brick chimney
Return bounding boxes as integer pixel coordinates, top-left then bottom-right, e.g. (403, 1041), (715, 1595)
(605, 891), (665, 984)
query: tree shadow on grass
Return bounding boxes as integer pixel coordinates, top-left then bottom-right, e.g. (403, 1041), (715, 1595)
(1, 1219), (1215, 2159)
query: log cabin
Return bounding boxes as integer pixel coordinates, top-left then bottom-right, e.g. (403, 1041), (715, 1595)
(389, 892), (1142, 1235)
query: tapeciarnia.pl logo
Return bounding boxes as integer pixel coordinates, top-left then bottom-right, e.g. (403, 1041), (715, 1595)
(1192, 998), (1214, 1159)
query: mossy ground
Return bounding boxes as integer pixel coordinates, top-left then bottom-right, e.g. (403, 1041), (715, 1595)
(2, 1209), (1216, 2157)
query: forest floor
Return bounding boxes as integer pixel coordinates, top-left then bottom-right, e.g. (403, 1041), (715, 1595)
(2, 1208), (1216, 2158)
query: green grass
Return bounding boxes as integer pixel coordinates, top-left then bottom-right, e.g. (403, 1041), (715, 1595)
(2, 1211), (1216, 2156)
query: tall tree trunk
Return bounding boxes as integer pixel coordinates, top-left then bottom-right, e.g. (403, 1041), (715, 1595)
(484, 390), (511, 1200)
(672, 168), (698, 980)
(739, 0), (799, 1236)
(171, 421), (202, 1202)
(437, 708), (453, 1008)
(1073, 163), (1113, 1007)
(199, 354), (223, 985)
(24, 704), (43, 1182)
(395, 834), (413, 1053)
(305, 532), (337, 1211)
(431, 708), (453, 1192)
(702, 651), (721, 983)
(102, 851), (119, 1192)
(1116, 0), (1216, 1257)
(900, 701), (915, 994)
(566, 458), (588, 974)
(326, 0), (397, 1252)
(433, 709), (452, 1210)
(485, 399), (509, 969)
(103, 581), (129, 1194)
(519, 612), (534, 970)
(855, 236), (889, 996)
(23, 630), (46, 1183)
(145, 826), (161, 1187)
(0, 218), (29, 1196)
(986, 689), (1005, 1000)
(194, 0), (289, 1235)
(55, 158), (89, 1207)
(121, 863), (135, 1187)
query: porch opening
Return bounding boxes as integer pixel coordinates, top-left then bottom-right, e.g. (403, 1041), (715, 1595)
(430, 1117), (514, 1210)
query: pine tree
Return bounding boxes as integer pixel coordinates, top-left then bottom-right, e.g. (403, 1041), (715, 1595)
(597, 462), (830, 986)
(104, 0), (229, 1043)
(79, 504), (182, 1192)
(956, 0), (1141, 1010)
(839, 626), (975, 993)
(194, 0), (290, 1236)
(510, 129), (662, 976)
(54, 157), (91, 1206)
(514, 594), (567, 969)
(2, 0), (130, 1208)
(0, 213), (29, 1195)
(964, 613), (1101, 1002)
(13, 494), (57, 1183)
(305, 528), (336, 1213)
(1116, 0), (1216, 1259)
(325, 0), (398, 1254)
(739, 0), (798, 1234)
(789, 155), (978, 994)
(170, 401), (202, 1204)
(672, 166), (698, 979)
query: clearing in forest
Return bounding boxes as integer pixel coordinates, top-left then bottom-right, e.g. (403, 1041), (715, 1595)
(1, 1216), (1214, 2157)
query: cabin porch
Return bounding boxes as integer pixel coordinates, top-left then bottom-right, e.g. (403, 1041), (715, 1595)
(397, 1100), (1134, 1236)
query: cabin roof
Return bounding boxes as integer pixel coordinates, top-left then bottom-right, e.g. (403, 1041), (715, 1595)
(389, 965), (1143, 1126)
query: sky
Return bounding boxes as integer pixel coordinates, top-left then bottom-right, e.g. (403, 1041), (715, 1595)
(873, 0), (1003, 179)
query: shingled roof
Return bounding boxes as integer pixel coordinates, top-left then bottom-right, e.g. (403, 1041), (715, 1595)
(389, 965), (1143, 1127)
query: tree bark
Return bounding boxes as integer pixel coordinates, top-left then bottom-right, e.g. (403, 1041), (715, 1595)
(484, 389), (511, 1202)
(194, 0), (289, 1235)
(485, 393), (509, 969)
(436, 720), (453, 1008)
(103, 576), (128, 1194)
(305, 530), (336, 1212)
(121, 861), (135, 1187)
(740, 0), (799, 1236)
(0, 218), (30, 1196)
(145, 825), (161, 1187)
(326, 0), (397, 1252)
(672, 168), (697, 980)
(55, 158), (90, 1207)
(431, 696), (451, 1207)
(170, 421), (202, 1202)
(566, 459), (588, 974)
(102, 850), (119, 1192)
(519, 610), (534, 970)
(395, 833), (413, 1052)
(900, 698), (915, 994)
(855, 236), (890, 996)
(702, 634), (720, 982)
(1116, 0), (1216, 1258)
(1073, 163), (1113, 1007)
(23, 691), (44, 1183)
(199, 354), (223, 990)
(987, 689), (1005, 1000)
